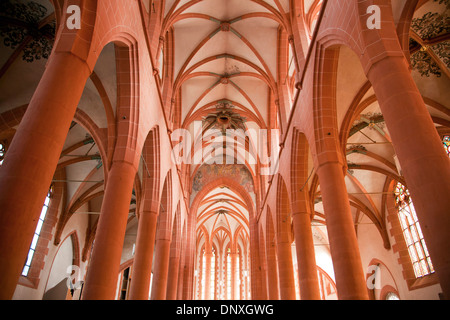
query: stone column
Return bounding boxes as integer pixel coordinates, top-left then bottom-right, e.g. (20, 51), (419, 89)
(166, 244), (181, 300)
(128, 210), (158, 300)
(203, 250), (212, 300)
(150, 238), (171, 300)
(367, 56), (450, 299)
(317, 161), (368, 300)
(276, 240), (296, 300)
(176, 251), (186, 300)
(82, 161), (137, 299)
(292, 195), (321, 300)
(249, 217), (266, 299)
(231, 252), (238, 300)
(239, 253), (243, 299)
(0, 52), (90, 300)
(266, 242), (280, 300)
(182, 214), (196, 299)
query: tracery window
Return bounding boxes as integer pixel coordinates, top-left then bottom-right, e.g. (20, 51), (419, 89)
(22, 186), (53, 276)
(394, 182), (434, 278)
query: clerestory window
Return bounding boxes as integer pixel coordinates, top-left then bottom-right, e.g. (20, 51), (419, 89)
(22, 187), (53, 276)
(394, 182), (434, 278)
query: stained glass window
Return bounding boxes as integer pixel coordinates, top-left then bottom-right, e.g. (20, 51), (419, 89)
(443, 135), (450, 157)
(394, 182), (434, 278)
(0, 143), (4, 165)
(22, 187), (53, 276)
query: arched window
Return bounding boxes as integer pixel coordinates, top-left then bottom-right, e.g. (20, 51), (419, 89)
(385, 292), (400, 300)
(394, 182), (434, 278)
(22, 186), (53, 276)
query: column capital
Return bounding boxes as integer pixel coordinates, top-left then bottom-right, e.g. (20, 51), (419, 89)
(110, 158), (139, 174)
(204, 245), (213, 255)
(363, 51), (407, 80)
(51, 51), (91, 75)
(315, 158), (347, 177)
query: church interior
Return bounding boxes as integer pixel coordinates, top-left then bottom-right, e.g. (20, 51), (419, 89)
(0, 0), (449, 301)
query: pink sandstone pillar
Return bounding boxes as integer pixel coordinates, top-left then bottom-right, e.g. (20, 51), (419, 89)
(249, 217), (266, 299)
(176, 249), (186, 300)
(317, 161), (369, 300)
(367, 56), (450, 299)
(150, 238), (171, 300)
(82, 161), (137, 299)
(128, 210), (158, 300)
(266, 243), (280, 300)
(182, 214), (196, 299)
(166, 246), (181, 300)
(0, 52), (90, 300)
(203, 250), (212, 300)
(231, 252), (238, 300)
(239, 253), (243, 299)
(292, 211), (321, 300)
(276, 240), (297, 300)
(292, 189), (321, 300)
